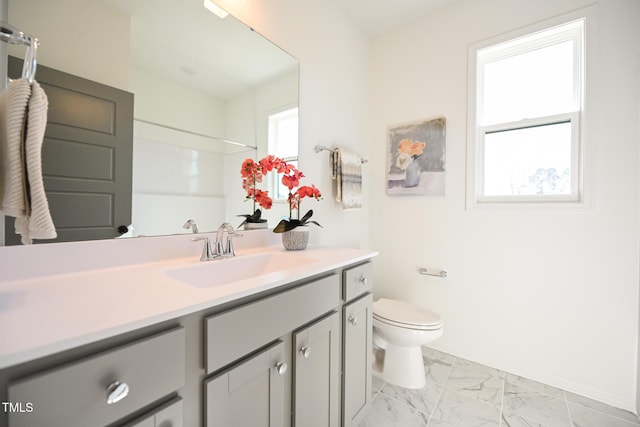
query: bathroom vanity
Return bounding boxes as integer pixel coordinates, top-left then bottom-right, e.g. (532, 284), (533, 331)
(0, 238), (376, 427)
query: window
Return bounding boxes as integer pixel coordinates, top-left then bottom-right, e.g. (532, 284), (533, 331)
(469, 19), (585, 203)
(267, 107), (299, 200)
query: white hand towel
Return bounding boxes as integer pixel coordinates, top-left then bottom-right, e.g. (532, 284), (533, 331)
(0, 78), (31, 218)
(14, 81), (56, 244)
(333, 148), (342, 203)
(338, 148), (362, 210)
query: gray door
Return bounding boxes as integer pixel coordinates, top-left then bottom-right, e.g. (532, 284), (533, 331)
(343, 293), (373, 426)
(293, 311), (340, 427)
(5, 56), (133, 244)
(205, 340), (286, 427)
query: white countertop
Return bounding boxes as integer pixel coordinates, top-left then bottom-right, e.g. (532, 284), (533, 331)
(0, 244), (377, 370)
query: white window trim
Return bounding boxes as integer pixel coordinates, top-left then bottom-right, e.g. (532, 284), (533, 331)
(267, 106), (299, 201)
(466, 6), (598, 210)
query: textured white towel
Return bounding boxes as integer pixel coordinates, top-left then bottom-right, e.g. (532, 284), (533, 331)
(331, 149), (342, 202)
(14, 81), (56, 243)
(335, 148), (362, 210)
(0, 78), (31, 217)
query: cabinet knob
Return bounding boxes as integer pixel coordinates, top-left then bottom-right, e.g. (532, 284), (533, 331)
(274, 362), (288, 375)
(348, 316), (358, 326)
(299, 346), (311, 359)
(358, 275), (368, 285)
(106, 381), (130, 405)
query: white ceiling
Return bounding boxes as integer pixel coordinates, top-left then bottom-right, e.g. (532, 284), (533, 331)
(100, 0), (298, 99)
(93, 0), (454, 100)
(343, 0), (457, 36)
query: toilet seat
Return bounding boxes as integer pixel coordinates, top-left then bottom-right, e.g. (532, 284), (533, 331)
(373, 298), (443, 330)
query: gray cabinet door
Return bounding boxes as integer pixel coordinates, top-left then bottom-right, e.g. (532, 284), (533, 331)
(343, 293), (373, 426)
(124, 397), (183, 427)
(205, 341), (286, 427)
(293, 311), (340, 427)
(6, 56), (133, 244)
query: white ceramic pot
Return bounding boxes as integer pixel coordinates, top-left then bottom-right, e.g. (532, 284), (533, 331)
(281, 226), (309, 250)
(243, 222), (268, 230)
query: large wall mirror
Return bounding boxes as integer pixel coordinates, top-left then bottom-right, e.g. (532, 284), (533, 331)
(4, 0), (299, 244)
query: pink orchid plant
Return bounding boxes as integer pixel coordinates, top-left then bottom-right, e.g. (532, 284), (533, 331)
(240, 155), (322, 231)
(273, 171), (322, 233)
(239, 158), (271, 227)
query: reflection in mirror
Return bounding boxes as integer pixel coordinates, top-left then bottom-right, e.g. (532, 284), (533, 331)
(4, 0), (299, 244)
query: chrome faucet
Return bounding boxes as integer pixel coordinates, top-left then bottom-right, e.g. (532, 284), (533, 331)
(191, 222), (240, 261)
(182, 219), (199, 234)
(215, 222), (238, 257)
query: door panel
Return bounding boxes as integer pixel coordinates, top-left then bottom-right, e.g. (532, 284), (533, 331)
(5, 56), (133, 244)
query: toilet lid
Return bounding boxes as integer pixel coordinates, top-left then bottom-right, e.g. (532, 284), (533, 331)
(373, 298), (443, 328)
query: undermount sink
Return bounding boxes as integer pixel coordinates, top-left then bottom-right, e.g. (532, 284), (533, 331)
(164, 252), (315, 288)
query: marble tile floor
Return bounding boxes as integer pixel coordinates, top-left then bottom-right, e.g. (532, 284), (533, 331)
(359, 347), (640, 427)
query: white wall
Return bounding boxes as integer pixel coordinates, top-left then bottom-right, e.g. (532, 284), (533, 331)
(369, 0), (640, 411)
(130, 66), (228, 139)
(217, 0), (372, 248)
(637, 51), (640, 416)
(8, 0), (130, 90)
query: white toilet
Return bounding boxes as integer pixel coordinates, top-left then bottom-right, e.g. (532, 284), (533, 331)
(372, 298), (443, 389)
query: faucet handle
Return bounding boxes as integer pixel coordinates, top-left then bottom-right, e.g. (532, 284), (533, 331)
(192, 236), (215, 261)
(225, 231), (243, 256)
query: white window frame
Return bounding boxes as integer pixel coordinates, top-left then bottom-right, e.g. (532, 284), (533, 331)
(267, 106), (299, 201)
(478, 112), (581, 203)
(467, 8), (597, 208)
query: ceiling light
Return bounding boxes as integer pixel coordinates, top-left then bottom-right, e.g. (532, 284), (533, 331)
(203, 0), (229, 19)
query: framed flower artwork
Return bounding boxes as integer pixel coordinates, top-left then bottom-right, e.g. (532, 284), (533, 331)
(386, 116), (446, 196)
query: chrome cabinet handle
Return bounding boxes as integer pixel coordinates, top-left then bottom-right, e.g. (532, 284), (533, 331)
(358, 275), (368, 285)
(299, 346), (311, 359)
(275, 362), (288, 375)
(106, 381), (129, 405)
(348, 316), (358, 326)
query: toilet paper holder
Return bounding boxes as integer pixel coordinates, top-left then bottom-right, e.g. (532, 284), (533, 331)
(418, 267), (447, 278)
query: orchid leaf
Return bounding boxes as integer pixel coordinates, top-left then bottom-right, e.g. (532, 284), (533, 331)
(249, 209), (264, 222)
(237, 208), (267, 228)
(273, 217), (322, 233)
(273, 219), (299, 233)
(300, 209), (314, 223)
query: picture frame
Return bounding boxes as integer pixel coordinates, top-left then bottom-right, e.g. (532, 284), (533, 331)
(386, 116), (446, 196)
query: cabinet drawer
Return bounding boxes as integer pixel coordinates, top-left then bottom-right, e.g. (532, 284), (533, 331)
(205, 274), (340, 374)
(8, 328), (185, 427)
(343, 263), (373, 302)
